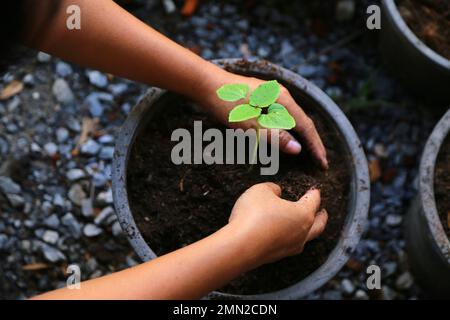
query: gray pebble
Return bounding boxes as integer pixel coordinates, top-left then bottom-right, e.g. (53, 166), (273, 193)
(52, 78), (75, 105)
(56, 127), (69, 143)
(43, 142), (58, 157)
(83, 223), (103, 237)
(80, 139), (101, 156)
(42, 230), (59, 244)
(0, 176), (21, 194)
(66, 168), (85, 181)
(56, 61), (73, 77)
(37, 52), (51, 63)
(68, 184), (86, 206)
(86, 70), (108, 88)
(61, 212), (82, 238)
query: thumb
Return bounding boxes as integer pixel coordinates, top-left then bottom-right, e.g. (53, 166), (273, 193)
(295, 188), (321, 216)
(257, 182), (282, 197)
(260, 129), (302, 155)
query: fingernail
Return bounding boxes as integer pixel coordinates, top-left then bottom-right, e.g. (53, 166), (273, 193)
(322, 159), (329, 170)
(286, 140), (302, 154)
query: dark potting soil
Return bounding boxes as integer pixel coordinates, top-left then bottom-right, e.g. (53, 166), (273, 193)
(435, 135), (450, 238)
(398, 0), (450, 60)
(127, 96), (351, 295)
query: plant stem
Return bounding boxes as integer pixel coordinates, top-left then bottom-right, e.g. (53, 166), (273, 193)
(251, 125), (260, 165)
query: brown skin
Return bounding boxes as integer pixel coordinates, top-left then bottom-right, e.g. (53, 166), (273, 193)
(33, 184), (326, 300)
(23, 0), (329, 299)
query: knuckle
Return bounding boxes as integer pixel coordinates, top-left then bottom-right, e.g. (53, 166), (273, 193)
(278, 130), (291, 147)
(303, 117), (315, 132)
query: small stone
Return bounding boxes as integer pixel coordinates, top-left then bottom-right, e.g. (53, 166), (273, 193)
(66, 169), (85, 181)
(67, 118), (81, 132)
(108, 83), (128, 96)
(53, 194), (65, 207)
(111, 221), (123, 237)
(395, 272), (414, 290)
(86, 257), (98, 272)
(44, 142), (58, 156)
(6, 194), (25, 208)
(42, 230), (59, 244)
(81, 198), (93, 217)
(68, 184), (86, 206)
(84, 92), (113, 118)
(80, 139), (101, 156)
(21, 240), (31, 251)
(162, 0), (176, 13)
(374, 143), (388, 158)
(94, 206), (114, 225)
(44, 214), (60, 228)
(22, 74), (35, 86)
(41, 244), (66, 263)
(56, 61), (73, 77)
(354, 289), (369, 300)
(298, 64), (317, 77)
(383, 261), (397, 277)
(125, 255), (138, 267)
(86, 70), (108, 88)
(96, 188), (113, 205)
(0, 234), (8, 250)
(52, 78), (75, 105)
(336, 0), (355, 22)
(382, 285), (397, 300)
(341, 279), (355, 295)
(83, 223), (103, 237)
(61, 212), (82, 238)
(37, 51), (51, 63)
(386, 214), (403, 227)
(0, 176), (21, 194)
(56, 127), (69, 143)
(98, 134), (114, 145)
(99, 146), (114, 160)
(322, 290), (342, 300)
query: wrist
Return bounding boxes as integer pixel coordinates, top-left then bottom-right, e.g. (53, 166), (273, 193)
(218, 222), (266, 271)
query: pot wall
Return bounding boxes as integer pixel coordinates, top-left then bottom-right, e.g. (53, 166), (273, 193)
(112, 59), (370, 299)
(380, 0), (450, 105)
(405, 109), (450, 297)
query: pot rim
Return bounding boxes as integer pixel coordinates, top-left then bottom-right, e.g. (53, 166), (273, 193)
(382, 0), (450, 71)
(418, 108), (450, 263)
(112, 59), (370, 299)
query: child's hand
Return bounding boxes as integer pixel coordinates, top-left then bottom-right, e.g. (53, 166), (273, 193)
(199, 71), (328, 169)
(227, 182), (328, 266)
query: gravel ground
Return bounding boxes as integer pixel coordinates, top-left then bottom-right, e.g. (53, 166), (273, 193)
(0, 0), (444, 299)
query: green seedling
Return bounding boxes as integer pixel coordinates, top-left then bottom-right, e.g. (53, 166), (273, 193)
(216, 80), (296, 164)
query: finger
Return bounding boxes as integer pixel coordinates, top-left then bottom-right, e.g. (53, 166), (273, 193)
(260, 129), (302, 155)
(281, 97), (329, 169)
(295, 188), (321, 217)
(297, 115), (328, 170)
(256, 182), (282, 197)
(306, 209), (328, 242)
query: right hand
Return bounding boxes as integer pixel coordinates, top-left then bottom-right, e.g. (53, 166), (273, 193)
(228, 182), (328, 266)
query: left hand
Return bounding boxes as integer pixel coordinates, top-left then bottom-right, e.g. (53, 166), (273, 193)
(196, 70), (328, 169)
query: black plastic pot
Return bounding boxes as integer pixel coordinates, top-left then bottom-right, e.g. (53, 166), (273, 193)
(405, 109), (450, 297)
(112, 59), (370, 299)
(380, 0), (450, 104)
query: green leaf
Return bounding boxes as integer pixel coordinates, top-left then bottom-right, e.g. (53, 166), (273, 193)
(228, 104), (261, 122)
(216, 84), (249, 102)
(257, 103), (296, 129)
(249, 80), (280, 107)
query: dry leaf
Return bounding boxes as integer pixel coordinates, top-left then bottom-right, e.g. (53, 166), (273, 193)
(22, 263), (49, 271)
(76, 117), (97, 149)
(0, 80), (24, 100)
(181, 0), (199, 17)
(369, 159), (381, 182)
